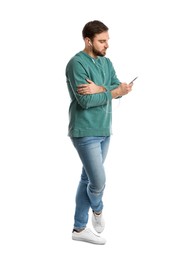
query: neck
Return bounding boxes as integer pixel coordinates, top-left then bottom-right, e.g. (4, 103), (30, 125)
(83, 48), (97, 59)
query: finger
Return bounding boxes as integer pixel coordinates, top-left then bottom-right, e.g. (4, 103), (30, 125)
(78, 89), (85, 95)
(77, 86), (85, 92)
(86, 78), (93, 83)
(78, 84), (86, 88)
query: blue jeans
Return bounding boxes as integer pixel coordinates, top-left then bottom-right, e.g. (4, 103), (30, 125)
(70, 136), (110, 230)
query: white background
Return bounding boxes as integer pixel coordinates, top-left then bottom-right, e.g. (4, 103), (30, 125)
(0, 0), (194, 259)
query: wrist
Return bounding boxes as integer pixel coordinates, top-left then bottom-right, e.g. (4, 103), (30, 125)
(99, 86), (106, 92)
(111, 87), (121, 99)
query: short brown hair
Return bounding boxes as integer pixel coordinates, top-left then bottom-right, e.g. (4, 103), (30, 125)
(82, 20), (109, 40)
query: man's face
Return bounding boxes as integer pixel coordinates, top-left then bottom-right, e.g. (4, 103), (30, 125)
(91, 31), (109, 57)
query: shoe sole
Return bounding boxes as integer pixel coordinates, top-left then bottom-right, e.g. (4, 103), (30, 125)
(72, 236), (106, 245)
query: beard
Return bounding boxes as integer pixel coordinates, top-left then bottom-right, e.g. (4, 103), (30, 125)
(92, 46), (106, 57)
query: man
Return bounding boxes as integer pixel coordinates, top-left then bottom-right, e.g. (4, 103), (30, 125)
(65, 20), (133, 245)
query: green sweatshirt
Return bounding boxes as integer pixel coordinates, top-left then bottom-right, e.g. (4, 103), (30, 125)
(65, 51), (121, 137)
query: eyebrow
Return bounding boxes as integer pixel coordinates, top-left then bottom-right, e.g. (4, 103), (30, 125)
(98, 38), (109, 42)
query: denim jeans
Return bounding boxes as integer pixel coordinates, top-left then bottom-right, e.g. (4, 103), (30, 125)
(70, 136), (110, 230)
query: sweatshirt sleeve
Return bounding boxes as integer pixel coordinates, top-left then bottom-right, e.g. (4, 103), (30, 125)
(108, 59), (121, 91)
(66, 58), (112, 109)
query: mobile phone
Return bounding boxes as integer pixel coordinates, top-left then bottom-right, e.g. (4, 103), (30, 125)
(129, 76), (138, 84)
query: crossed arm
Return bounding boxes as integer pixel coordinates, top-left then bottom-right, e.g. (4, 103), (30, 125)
(77, 79), (133, 98)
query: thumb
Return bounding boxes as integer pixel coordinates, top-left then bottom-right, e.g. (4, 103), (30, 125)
(86, 78), (93, 83)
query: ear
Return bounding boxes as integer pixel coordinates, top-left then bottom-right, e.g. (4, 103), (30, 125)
(86, 37), (92, 46)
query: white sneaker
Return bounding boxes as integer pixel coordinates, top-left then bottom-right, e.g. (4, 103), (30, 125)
(72, 228), (106, 245)
(92, 212), (105, 233)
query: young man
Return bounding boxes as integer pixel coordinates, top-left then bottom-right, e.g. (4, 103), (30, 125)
(65, 20), (133, 245)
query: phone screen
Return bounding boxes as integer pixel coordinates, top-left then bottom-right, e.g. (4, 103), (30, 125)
(129, 76), (138, 84)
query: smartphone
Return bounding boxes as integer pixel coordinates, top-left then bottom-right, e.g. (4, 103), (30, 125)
(129, 76), (138, 84)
